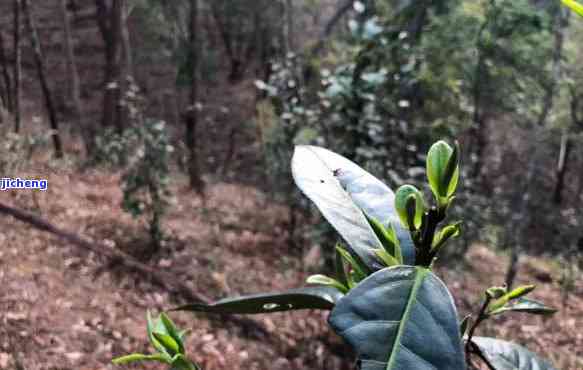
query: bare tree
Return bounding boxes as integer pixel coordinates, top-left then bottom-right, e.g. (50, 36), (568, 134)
(0, 33), (13, 113)
(13, 0), (21, 133)
(121, 2), (133, 78)
(58, 0), (86, 148)
(553, 131), (572, 205)
(283, 0), (294, 54)
(22, 0), (64, 158)
(185, 0), (205, 194)
(95, 0), (124, 132)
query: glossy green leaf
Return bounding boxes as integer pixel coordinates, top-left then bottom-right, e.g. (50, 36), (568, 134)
(173, 286), (344, 315)
(365, 215), (403, 264)
(443, 141), (460, 197)
(160, 313), (185, 354)
(336, 244), (368, 282)
(395, 185), (424, 230)
(147, 311), (168, 355)
(152, 332), (180, 356)
(431, 222), (461, 253)
(488, 298), (557, 316)
(328, 266), (465, 370)
(112, 353), (170, 365)
(427, 141), (459, 206)
(488, 285), (536, 313)
(306, 274), (349, 293)
(374, 248), (401, 267)
(292, 146), (415, 267)
(472, 337), (557, 370)
(563, 0), (583, 17)
(334, 246), (349, 288)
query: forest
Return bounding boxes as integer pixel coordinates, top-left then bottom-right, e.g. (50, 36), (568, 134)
(0, 0), (582, 369)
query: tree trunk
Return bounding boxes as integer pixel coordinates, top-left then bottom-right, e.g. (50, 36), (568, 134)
(13, 0), (22, 133)
(121, 2), (133, 78)
(22, 0), (64, 158)
(553, 132), (572, 205)
(0, 33), (12, 112)
(284, 0), (294, 54)
(58, 0), (86, 149)
(185, 0), (204, 194)
(469, 3), (496, 181)
(95, 0), (124, 132)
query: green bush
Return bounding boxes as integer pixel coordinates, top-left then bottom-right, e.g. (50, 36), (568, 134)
(120, 120), (174, 251)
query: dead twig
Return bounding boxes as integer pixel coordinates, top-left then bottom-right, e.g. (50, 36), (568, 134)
(0, 201), (271, 339)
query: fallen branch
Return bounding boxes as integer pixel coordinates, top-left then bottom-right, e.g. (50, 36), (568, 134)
(0, 201), (271, 339)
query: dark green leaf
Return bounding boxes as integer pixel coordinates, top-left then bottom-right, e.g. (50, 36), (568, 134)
(173, 287), (344, 315)
(488, 298), (557, 316)
(443, 141), (460, 197)
(472, 337), (557, 370)
(292, 146), (415, 266)
(460, 314), (472, 338)
(329, 266), (465, 370)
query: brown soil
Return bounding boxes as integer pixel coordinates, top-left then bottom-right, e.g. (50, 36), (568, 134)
(0, 165), (582, 370)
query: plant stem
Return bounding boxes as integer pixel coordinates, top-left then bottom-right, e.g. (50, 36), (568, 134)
(469, 341), (497, 370)
(465, 295), (492, 368)
(416, 207), (445, 267)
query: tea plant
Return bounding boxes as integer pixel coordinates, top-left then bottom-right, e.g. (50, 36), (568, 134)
(114, 140), (558, 370)
(120, 120), (173, 251)
(113, 312), (200, 370)
(90, 127), (137, 168)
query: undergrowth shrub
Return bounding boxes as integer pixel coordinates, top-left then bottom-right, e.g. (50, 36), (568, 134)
(89, 120), (174, 252)
(90, 127), (137, 168)
(120, 120), (173, 252)
(0, 126), (51, 173)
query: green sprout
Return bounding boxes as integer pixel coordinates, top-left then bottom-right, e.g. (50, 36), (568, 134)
(112, 311), (200, 370)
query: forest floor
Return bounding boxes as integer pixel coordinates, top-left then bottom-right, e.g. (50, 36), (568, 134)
(0, 160), (582, 370)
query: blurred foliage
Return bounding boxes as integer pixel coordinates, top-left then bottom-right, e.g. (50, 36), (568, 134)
(255, 0), (583, 262)
(0, 126), (51, 173)
(120, 119), (174, 250)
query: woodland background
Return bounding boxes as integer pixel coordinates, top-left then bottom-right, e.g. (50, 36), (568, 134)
(0, 0), (581, 369)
